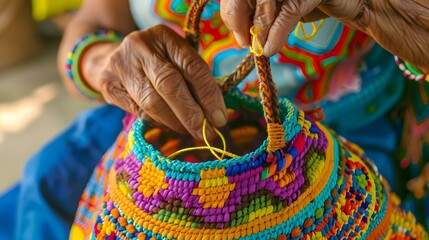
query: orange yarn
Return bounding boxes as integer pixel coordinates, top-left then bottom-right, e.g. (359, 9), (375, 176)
(267, 123), (286, 153)
(304, 106), (325, 122)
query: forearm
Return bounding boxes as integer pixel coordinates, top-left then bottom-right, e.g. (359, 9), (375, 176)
(337, 0), (429, 72)
(379, 0), (428, 71)
(57, 0), (137, 99)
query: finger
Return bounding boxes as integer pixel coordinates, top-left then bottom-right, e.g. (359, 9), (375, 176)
(220, 0), (253, 47)
(301, 8), (328, 22)
(253, 0), (277, 47)
(124, 73), (188, 134)
(318, 0), (365, 20)
(263, 0), (322, 56)
(154, 64), (216, 140)
(156, 26), (228, 131)
(98, 70), (142, 117)
(142, 57), (215, 140)
(107, 33), (189, 134)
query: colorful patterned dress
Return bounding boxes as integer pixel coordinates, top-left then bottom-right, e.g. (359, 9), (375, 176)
(70, 0), (429, 238)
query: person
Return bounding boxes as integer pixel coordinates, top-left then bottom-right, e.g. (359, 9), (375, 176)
(1, 0), (428, 239)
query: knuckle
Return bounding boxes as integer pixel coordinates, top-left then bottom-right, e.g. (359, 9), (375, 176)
(107, 51), (124, 71)
(152, 67), (182, 96)
(135, 81), (171, 118)
(183, 111), (203, 131)
(183, 57), (210, 78)
(98, 77), (133, 111)
(98, 72), (116, 94)
(119, 30), (150, 62)
(198, 82), (222, 107)
(220, 0), (248, 29)
(120, 34), (138, 54)
(148, 25), (171, 40)
(151, 24), (168, 32)
(123, 30), (143, 44)
(139, 88), (159, 113)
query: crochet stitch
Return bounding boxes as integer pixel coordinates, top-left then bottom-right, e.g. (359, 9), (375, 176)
(91, 89), (428, 239)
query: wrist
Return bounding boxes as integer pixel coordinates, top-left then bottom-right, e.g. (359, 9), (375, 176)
(80, 42), (120, 92)
(66, 30), (122, 100)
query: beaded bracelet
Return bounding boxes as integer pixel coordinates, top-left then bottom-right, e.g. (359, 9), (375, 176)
(394, 55), (429, 82)
(66, 30), (123, 100)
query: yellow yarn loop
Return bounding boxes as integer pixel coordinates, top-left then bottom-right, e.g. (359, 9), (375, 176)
(294, 19), (325, 41)
(249, 26), (264, 57)
(202, 118), (227, 159)
(249, 20), (325, 56)
(167, 119), (240, 160)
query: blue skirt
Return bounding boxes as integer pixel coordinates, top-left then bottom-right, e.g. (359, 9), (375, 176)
(0, 105), (124, 240)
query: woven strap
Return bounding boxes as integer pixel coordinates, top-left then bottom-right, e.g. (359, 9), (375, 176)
(254, 55), (285, 152)
(183, 0), (254, 94)
(184, 0), (285, 154)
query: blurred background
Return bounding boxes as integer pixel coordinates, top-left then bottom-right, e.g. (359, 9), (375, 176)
(0, 0), (97, 192)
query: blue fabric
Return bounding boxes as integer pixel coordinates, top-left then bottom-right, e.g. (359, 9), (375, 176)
(0, 104), (125, 240)
(0, 185), (20, 239)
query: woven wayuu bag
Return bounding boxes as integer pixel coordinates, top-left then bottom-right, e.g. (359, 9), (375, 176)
(85, 0), (429, 239)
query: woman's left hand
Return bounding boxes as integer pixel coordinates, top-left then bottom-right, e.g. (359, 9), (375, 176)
(220, 0), (429, 72)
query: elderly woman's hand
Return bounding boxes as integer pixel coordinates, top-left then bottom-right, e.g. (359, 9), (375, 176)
(221, 0), (429, 72)
(220, 0), (364, 56)
(88, 25), (227, 140)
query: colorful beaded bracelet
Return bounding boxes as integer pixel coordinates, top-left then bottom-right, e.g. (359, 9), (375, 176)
(65, 30), (123, 100)
(394, 55), (429, 82)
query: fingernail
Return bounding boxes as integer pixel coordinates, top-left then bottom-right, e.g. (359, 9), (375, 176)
(263, 41), (272, 56)
(211, 109), (227, 127)
(232, 31), (248, 48)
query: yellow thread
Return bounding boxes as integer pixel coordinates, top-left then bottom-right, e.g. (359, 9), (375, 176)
(167, 146), (239, 159)
(202, 119), (226, 160)
(249, 26), (263, 57)
(167, 119), (240, 160)
(294, 19), (325, 41)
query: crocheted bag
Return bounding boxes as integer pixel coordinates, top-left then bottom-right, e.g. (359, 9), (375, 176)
(91, 1), (429, 239)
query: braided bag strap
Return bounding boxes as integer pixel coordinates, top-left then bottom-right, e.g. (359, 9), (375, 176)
(253, 55), (285, 153)
(183, 0), (255, 94)
(184, 0), (285, 154)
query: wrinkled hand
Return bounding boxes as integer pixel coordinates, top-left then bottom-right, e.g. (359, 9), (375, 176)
(95, 25), (227, 139)
(221, 0), (429, 71)
(220, 0), (363, 56)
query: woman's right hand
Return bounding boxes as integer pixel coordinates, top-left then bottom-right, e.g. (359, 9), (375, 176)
(83, 25), (228, 140)
(221, 0), (429, 72)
